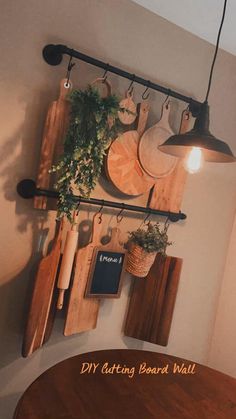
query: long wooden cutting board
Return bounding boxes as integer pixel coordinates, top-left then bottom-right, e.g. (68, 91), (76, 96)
(124, 254), (182, 346)
(64, 213), (103, 336)
(149, 110), (191, 212)
(22, 220), (63, 357)
(34, 79), (71, 209)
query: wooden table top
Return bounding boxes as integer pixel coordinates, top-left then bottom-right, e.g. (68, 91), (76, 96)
(14, 349), (236, 419)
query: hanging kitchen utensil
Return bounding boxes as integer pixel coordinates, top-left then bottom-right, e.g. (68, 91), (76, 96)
(106, 101), (154, 195)
(149, 109), (191, 212)
(86, 227), (127, 298)
(138, 99), (177, 178)
(64, 212), (103, 336)
(22, 219), (64, 357)
(118, 89), (137, 125)
(34, 78), (72, 209)
(124, 253), (183, 346)
(57, 212), (79, 310)
(91, 77), (112, 98)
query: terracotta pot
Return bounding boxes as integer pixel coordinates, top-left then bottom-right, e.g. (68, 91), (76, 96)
(126, 242), (157, 277)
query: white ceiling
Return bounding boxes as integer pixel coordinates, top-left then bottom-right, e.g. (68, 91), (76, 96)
(132, 0), (236, 56)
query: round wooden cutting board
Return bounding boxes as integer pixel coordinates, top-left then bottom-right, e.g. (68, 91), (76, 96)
(106, 101), (154, 196)
(138, 101), (177, 178)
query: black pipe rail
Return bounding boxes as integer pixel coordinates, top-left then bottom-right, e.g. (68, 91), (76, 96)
(42, 44), (202, 117)
(17, 179), (187, 222)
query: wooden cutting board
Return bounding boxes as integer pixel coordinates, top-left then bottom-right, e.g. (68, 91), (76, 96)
(118, 89), (137, 125)
(149, 109), (191, 212)
(34, 79), (72, 210)
(22, 220), (63, 357)
(64, 213), (103, 336)
(124, 253), (183, 346)
(138, 100), (177, 178)
(106, 101), (154, 195)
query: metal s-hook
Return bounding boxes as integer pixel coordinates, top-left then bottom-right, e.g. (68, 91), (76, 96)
(116, 204), (125, 224)
(164, 89), (171, 108)
(142, 81), (150, 100)
(143, 209), (151, 226)
(127, 74), (135, 95)
(164, 213), (171, 231)
(76, 198), (81, 216)
(65, 55), (75, 88)
(102, 63), (109, 82)
(97, 200), (104, 223)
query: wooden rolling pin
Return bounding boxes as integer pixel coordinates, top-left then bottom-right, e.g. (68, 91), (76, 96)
(57, 215), (78, 310)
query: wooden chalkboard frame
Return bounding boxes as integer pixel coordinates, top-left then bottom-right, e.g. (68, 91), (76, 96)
(86, 228), (127, 298)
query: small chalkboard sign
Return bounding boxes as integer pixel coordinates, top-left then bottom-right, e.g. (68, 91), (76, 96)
(86, 228), (127, 298)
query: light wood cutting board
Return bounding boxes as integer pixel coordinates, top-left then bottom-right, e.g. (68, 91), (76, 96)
(34, 79), (71, 209)
(138, 100), (177, 178)
(64, 213), (103, 336)
(106, 101), (154, 195)
(149, 109), (191, 212)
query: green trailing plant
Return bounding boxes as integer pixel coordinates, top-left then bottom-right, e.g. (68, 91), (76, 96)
(50, 85), (122, 221)
(128, 222), (172, 254)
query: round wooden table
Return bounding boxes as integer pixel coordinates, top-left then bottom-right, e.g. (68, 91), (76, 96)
(14, 349), (236, 419)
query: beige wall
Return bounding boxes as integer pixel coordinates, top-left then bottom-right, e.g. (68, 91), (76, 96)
(1, 0), (236, 417)
(208, 213), (236, 376)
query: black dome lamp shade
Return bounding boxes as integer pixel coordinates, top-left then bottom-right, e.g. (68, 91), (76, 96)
(159, 0), (235, 171)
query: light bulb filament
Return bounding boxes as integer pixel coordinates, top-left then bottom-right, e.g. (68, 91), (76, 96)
(186, 147), (202, 173)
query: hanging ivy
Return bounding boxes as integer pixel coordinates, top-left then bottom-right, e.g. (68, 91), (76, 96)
(50, 86), (122, 221)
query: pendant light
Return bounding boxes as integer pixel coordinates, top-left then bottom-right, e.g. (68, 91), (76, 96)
(159, 0), (235, 173)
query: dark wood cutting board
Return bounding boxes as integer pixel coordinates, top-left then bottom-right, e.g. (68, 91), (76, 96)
(124, 254), (182, 346)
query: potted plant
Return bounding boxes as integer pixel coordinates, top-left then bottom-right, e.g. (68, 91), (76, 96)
(126, 222), (172, 277)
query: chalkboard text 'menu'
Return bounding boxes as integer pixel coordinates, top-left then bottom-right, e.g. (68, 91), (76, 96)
(99, 254), (122, 264)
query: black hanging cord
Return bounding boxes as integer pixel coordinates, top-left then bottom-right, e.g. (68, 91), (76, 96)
(205, 0), (228, 102)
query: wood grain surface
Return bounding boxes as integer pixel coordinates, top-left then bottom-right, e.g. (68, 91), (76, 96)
(22, 220), (63, 357)
(64, 213), (103, 336)
(106, 101), (154, 195)
(14, 349), (236, 419)
(56, 220), (78, 310)
(149, 109), (191, 212)
(138, 101), (177, 178)
(118, 90), (137, 125)
(34, 79), (71, 209)
(124, 254), (182, 346)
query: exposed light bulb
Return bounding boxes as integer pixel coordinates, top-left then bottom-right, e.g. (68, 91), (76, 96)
(185, 147), (202, 174)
